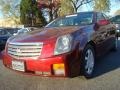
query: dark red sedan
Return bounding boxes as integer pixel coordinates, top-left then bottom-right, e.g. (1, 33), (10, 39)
(2, 11), (117, 78)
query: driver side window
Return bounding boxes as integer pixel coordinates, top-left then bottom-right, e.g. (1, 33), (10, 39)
(97, 13), (105, 21)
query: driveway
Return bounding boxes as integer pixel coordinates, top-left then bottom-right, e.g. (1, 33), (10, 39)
(0, 41), (120, 90)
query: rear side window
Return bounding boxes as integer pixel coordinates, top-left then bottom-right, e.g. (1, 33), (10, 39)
(97, 13), (105, 21)
(103, 14), (109, 20)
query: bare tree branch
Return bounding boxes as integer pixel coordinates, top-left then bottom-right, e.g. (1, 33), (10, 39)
(76, 0), (92, 10)
(70, 0), (93, 12)
(71, 0), (77, 12)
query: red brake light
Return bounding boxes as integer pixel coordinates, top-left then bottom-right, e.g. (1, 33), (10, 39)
(98, 19), (110, 26)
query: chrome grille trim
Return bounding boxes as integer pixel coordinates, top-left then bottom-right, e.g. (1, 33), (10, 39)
(8, 42), (43, 59)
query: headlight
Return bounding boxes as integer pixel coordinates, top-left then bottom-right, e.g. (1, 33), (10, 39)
(54, 34), (72, 55)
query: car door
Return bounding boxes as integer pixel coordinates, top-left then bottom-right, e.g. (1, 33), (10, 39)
(94, 13), (109, 56)
(103, 14), (116, 50)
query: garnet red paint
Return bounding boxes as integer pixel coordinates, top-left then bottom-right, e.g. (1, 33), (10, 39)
(2, 12), (117, 77)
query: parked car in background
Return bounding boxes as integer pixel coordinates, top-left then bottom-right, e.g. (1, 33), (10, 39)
(0, 28), (11, 50)
(14, 28), (30, 35)
(5, 28), (21, 36)
(2, 11), (117, 78)
(110, 15), (120, 37)
(14, 27), (38, 35)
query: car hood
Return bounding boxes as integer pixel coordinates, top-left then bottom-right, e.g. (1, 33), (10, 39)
(9, 26), (81, 43)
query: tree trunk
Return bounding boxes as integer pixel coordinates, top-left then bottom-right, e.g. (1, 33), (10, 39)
(74, 7), (77, 13)
(49, 9), (53, 22)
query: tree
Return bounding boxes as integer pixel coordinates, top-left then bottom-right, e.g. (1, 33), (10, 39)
(38, 0), (92, 21)
(70, 0), (93, 12)
(58, 0), (74, 16)
(20, 0), (47, 27)
(38, 0), (111, 22)
(0, 0), (20, 24)
(38, 0), (60, 21)
(70, 0), (111, 13)
(94, 0), (110, 12)
(38, 0), (92, 20)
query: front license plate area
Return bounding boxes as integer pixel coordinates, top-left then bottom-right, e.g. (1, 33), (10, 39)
(12, 61), (25, 72)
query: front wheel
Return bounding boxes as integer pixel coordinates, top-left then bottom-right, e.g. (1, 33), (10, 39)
(81, 45), (95, 78)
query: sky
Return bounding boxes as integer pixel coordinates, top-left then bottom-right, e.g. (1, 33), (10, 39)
(109, 0), (120, 15)
(78, 0), (120, 16)
(0, 0), (120, 18)
(0, 0), (21, 19)
(0, 11), (3, 19)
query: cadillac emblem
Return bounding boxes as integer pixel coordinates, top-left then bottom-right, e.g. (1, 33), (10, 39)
(16, 48), (21, 53)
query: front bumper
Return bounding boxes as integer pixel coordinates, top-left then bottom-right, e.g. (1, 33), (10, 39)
(2, 51), (71, 77)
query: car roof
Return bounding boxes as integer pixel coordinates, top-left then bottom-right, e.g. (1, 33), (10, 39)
(59, 11), (100, 19)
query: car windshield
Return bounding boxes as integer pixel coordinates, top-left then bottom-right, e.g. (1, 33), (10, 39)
(46, 12), (93, 28)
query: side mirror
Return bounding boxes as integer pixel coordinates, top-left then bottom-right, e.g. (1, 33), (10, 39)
(97, 19), (110, 26)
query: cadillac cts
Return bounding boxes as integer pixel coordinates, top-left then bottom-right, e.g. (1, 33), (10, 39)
(2, 12), (117, 78)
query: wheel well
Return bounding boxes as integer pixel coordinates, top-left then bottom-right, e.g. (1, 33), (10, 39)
(86, 41), (96, 54)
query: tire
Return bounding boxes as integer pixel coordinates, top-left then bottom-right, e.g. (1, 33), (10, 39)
(81, 45), (95, 79)
(111, 38), (118, 51)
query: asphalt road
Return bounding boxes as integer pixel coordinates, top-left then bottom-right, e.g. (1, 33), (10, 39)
(0, 41), (120, 90)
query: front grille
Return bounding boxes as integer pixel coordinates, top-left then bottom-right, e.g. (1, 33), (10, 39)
(8, 42), (43, 59)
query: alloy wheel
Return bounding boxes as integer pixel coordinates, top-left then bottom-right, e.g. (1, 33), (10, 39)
(85, 49), (95, 75)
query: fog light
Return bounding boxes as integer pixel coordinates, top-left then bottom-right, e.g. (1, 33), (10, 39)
(53, 64), (65, 76)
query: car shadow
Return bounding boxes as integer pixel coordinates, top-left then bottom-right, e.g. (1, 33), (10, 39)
(93, 40), (120, 78)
